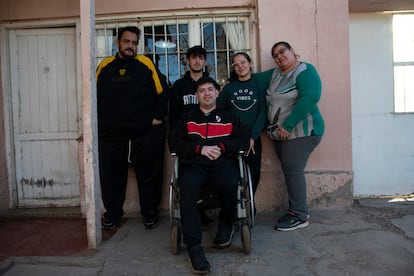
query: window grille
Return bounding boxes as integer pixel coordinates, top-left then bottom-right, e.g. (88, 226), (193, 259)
(95, 14), (251, 86)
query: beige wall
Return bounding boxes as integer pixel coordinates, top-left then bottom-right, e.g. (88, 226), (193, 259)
(255, 0), (353, 212)
(95, 0), (254, 14)
(0, 0), (79, 20)
(0, 0), (254, 21)
(0, 0), (353, 214)
(257, 0), (352, 170)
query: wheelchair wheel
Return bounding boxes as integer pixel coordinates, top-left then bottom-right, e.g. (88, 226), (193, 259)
(244, 165), (255, 228)
(171, 223), (182, 255)
(241, 224), (251, 254)
(169, 154), (180, 224)
(169, 183), (179, 224)
(169, 183), (174, 223)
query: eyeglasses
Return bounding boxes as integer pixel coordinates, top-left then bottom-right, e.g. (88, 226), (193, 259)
(272, 48), (288, 58)
(231, 59), (248, 68)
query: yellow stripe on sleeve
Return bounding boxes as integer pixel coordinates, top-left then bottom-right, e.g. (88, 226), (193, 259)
(137, 55), (163, 94)
(96, 56), (116, 81)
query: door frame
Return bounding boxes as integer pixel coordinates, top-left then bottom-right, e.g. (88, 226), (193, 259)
(0, 19), (82, 208)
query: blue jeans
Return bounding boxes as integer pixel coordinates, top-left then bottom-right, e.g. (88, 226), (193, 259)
(274, 135), (322, 221)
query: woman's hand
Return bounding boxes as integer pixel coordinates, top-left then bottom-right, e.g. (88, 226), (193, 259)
(245, 138), (255, 156)
(277, 126), (290, 141)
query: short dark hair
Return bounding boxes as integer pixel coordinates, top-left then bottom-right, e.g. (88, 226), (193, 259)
(271, 41), (292, 56)
(186, 45), (207, 59)
(196, 76), (220, 90)
(118, 26), (141, 40)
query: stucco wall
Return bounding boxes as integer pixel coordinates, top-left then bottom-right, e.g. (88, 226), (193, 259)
(257, 0), (352, 170)
(0, 0), (354, 215)
(256, 0), (353, 212)
(0, 0), (254, 21)
(350, 13), (414, 196)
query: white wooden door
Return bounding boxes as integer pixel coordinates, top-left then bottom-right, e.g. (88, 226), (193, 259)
(9, 28), (81, 207)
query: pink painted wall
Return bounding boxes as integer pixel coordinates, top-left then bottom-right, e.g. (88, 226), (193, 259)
(0, 0), (79, 20)
(95, 0), (254, 14)
(257, 0), (352, 171)
(0, 0), (254, 21)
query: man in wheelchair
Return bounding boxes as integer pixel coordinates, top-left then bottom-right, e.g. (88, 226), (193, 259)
(170, 76), (249, 274)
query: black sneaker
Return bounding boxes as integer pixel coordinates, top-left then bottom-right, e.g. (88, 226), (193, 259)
(102, 218), (119, 230)
(188, 245), (210, 274)
(144, 216), (159, 229)
(143, 211), (159, 229)
(213, 222), (235, 249)
(275, 213), (309, 231)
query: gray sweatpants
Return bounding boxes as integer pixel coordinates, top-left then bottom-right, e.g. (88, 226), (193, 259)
(273, 135), (322, 221)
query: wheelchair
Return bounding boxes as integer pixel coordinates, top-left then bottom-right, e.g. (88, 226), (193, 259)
(169, 152), (255, 254)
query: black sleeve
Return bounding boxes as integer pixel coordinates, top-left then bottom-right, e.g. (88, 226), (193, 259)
(152, 70), (168, 121)
(221, 114), (250, 155)
(169, 113), (199, 157)
(168, 82), (182, 130)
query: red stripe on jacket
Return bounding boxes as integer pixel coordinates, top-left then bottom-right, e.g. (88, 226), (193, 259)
(187, 122), (233, 139)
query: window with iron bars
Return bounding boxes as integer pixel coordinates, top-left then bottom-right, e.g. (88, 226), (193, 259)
(95, 14), (251, 87)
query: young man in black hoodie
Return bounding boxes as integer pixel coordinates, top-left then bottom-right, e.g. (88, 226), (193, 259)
(168, 45), (208, 129)
(170, 76), (249, 274)
(96, 26), (167, 230)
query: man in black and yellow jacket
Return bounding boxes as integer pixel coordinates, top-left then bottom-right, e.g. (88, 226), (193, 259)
(96, 26), (167, 230)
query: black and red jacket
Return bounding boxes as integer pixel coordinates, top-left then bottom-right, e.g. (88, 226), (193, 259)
(170, 107), (249, 166)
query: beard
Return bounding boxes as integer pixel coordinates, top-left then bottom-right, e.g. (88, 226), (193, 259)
(190, 67), (203, 73)
(119, 48), (136, 59)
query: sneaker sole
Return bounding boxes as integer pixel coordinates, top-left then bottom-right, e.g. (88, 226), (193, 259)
(188, 257), (210, 274)
(213, 229), (235, 249)
(102, 225), (117, 230)
(144, 221), (159, 229)
(102, 222), (118, 230)
(276, 220), (309, 232)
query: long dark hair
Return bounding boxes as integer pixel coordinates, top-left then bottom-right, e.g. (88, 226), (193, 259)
(229, 52), (252, 83)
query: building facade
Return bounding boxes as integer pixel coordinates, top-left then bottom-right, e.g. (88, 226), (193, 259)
(1, 0), (408, 218)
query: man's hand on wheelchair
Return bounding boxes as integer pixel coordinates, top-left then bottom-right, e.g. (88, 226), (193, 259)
(201, 145), (222, 160)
